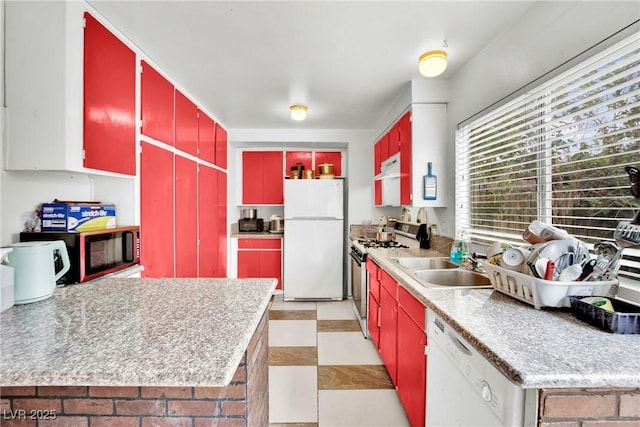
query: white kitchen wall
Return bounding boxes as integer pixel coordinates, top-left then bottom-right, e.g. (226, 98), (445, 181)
(445, 1), (640, 235)
(1, 172), (92, 244)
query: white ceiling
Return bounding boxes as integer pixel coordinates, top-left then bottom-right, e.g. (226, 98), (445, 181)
(87, 1), (535, 130)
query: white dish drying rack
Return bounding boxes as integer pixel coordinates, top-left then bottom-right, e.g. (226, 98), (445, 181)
(482, 261), (617, 309)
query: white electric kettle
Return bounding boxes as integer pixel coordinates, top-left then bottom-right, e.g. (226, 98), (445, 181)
(3, 241), (70, 304)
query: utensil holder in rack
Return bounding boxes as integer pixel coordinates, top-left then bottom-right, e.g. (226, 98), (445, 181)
(481, 262), (617, 309)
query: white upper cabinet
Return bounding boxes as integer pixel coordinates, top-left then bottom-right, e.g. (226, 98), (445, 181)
(4, 1), (136, 176)
(5, 1), (84, 172)
(410, 104), (448, 208)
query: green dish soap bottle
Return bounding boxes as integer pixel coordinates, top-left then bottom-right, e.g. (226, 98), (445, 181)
(423, 162), (437, 200)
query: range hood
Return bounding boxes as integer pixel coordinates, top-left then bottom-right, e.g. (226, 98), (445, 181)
(375, 153), (401, 206)
(375, 153), (400, 180)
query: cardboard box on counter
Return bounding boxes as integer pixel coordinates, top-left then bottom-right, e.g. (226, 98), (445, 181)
(41, 202), (116, 232)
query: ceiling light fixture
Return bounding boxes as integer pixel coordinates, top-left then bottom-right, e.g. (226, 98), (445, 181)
(290, 105), (308, 121)
(418, 42), (448, 78)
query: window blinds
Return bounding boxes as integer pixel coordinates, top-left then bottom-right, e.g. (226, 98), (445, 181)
(456, 33), (640, 279)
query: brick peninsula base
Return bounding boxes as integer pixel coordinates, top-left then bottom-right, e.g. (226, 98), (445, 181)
(0, 310), (269, 427)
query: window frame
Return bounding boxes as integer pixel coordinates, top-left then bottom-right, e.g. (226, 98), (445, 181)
(455, 32), (640, 282)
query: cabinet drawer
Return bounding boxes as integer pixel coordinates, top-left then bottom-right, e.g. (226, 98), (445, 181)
(398, 286), (425, 327)
(238, 238), (282, 250)
(380, 269), (398, 299)
(366, 259), (381, 303)
(368, 293), (380, 349)
(369, 278), (380, 304)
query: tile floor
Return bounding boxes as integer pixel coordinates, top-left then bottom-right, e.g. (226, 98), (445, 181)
(268, 295), (410, 427)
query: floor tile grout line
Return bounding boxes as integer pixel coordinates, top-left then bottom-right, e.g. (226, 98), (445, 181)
(270, 297), (403, 425)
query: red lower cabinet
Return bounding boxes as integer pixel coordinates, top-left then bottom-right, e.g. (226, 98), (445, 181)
(368, 263), (428, 427)
(367, 259), (382, 348)
(238, 251), (260, 277)
(217, 170), (228, 277)
(237, 238), (282, 289)
(141, 143), (227, 279)
(379, 270), (398, 386)
(175, 155), (198, 277)
(368, 292), (380, 348)
(397, 306), (427, 427)
(140, 142), (175, 278)
(198, 164), (219, 277)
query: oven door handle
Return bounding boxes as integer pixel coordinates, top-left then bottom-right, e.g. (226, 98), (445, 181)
(350, 250), (363, 266)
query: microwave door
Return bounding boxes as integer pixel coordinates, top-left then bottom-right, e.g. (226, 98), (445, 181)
(122, 231), (135, 263)
(86, 234), (110, 278)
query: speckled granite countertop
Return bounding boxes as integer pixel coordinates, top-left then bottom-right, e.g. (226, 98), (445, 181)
(365, 247), (640, 389)
(230, 222), (284, 238)
(0, 278), (276, 387)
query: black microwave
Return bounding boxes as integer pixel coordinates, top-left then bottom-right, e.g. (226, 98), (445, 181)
(20, 226), (140, 284)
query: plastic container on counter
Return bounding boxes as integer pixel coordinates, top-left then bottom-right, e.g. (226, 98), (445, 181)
(569, 296), (640, 334)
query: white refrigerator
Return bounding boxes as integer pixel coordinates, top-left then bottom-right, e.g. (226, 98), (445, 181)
(283, 179), (344, 301)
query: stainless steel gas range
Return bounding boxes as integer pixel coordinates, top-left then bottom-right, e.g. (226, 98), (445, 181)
(350, 221), (429, 338)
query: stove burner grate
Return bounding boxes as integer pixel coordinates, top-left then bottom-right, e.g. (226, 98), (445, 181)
(358, 239), (409, 249)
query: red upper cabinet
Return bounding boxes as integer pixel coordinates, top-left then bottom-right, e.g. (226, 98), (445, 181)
(243, 151), (283, 204)
(175, 90), (198, 156)
(285, 151), (313, 176)
(388, 122), (401, 157)
(399, 111), (412, 206)
(198, 110), (216, 165)
(374, 141), (381, 176)
(284, 151), (343, 177)
(262, 152), (284, 204)
(83, 13), (136, 175)
(243, 151), (263, 204)
(380, 133), (390, 163)
(315, 151), (342, 176)
(215, 123), (228, 169)
(141, 61), (175, 146)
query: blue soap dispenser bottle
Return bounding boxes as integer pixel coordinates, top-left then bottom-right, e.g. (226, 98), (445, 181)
(423, 162), (437, 200)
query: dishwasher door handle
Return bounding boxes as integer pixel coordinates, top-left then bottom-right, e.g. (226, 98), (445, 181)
(448, 332), (473, 356)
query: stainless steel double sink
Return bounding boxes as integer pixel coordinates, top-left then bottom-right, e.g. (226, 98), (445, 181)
(391, 257), (492, 288)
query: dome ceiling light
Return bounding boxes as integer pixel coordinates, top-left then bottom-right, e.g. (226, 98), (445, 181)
(290, 105), (308, 121)
(418, 41), (448, 78)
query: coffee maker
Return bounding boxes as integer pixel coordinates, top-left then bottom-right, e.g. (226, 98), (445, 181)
(238, 208), (264, 232)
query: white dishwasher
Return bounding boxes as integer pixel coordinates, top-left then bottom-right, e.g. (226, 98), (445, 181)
(426, 309), (525, 426)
